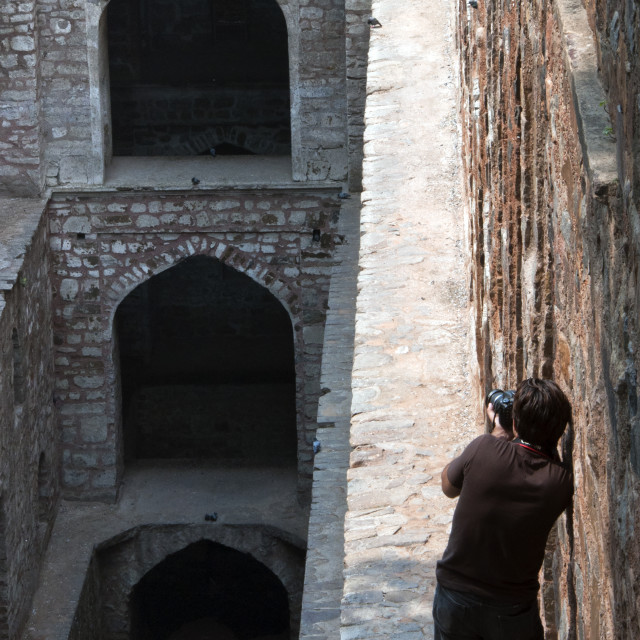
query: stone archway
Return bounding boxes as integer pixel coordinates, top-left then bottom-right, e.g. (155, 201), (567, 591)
(114, 254), (297, 467)
(86, 0), (302, 183)
(50, 190), (337, 502)
(130, 540), (290, 640)
(88, 525), (305, 640)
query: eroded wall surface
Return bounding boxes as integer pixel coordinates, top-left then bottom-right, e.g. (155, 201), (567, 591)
(0, 3), (42, 196)
(458, 0), (639, 635)
(0, 201), (57, 639)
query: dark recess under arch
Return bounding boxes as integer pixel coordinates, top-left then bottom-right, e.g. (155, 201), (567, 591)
(107, 0), (291, 156)
(115, 255), (297, 464)
(130, 540), (290, 640)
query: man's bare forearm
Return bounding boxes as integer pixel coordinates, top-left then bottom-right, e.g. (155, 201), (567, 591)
(441, 463), (461, 498)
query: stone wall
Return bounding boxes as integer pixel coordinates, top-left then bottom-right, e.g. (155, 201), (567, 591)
(48, 189), (341, 502)
(458, 0), (639, 635)
(345, 0), (372, 191)
(26, 0), (351, 191)
(37, 0), (93, 191)
(0, 202), (57, 638)
(67, 555), (102, 640)
(0, 0), (354, 194)
(296, 0), (348, 182)
(0, 2), (42, 196)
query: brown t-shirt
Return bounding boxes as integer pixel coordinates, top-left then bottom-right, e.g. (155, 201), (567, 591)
(436, 434), (573, 603)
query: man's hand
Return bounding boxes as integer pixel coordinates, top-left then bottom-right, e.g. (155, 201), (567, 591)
(441, 463), (461, 498)
(486, 402), (514, 440)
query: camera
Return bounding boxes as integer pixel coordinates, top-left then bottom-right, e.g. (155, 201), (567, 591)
(485, 388), (515, 432)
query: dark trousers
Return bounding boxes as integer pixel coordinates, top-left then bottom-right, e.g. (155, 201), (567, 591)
(433, 583), (544, 640)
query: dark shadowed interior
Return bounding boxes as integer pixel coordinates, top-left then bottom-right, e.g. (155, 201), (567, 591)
(115, 255), (297, 465)
(107, 0), (291, 156)
(129, 540), (290, 640)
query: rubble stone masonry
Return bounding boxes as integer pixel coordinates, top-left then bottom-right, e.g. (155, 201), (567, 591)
(47, 189), (341, 502)
(0, 2), (41, 196)
(0, 201), (57, 639)
(3, 0), (640, 637)
(458, 0), (640, 635)
(32, 0), (350, 190)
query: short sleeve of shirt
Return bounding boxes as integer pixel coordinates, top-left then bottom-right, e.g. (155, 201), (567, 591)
(447, 435), (488, 489)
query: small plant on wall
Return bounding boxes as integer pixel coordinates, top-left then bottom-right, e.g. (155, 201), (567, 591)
(599, 101), (615, 140)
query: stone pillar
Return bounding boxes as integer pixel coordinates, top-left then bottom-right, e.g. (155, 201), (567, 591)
(345, 0), (371, 191)
(298, 0), (348, 182)
(38, 0), (93, 187)
(0, 1), (41, 196)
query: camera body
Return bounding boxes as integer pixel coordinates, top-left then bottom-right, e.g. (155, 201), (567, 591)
(485, 388), (515, 432)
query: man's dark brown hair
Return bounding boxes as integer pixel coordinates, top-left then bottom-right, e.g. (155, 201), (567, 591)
(513, 378), (572, 450)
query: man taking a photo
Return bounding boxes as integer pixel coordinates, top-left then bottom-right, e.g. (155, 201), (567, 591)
(433, 378), (573, 640)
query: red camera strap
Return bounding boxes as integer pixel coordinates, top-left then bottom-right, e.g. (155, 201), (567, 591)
(514, 438), (552, 460)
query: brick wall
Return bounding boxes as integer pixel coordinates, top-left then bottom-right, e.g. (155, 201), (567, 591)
(48, 189), (341, 502)
(459, 0), (640, 635)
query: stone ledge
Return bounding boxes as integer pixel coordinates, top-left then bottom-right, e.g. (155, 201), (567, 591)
(0, 197), (47, 292)
(51, 156), (343, 194)
(555, 0), (618, 187)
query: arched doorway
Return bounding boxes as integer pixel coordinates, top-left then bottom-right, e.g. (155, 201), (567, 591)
(107, 0), (291, 156)
(130, 540), (290, 640)
(115, 255), (297, 466)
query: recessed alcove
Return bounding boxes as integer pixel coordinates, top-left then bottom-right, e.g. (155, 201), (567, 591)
(107, 0), (291, 157)
(68, 524), (305, 640)
(115, 255), (297, 467)
(130, 540), (290, 640)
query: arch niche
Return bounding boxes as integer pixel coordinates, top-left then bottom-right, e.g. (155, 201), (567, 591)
(114, 255), (297, 468)
(130, 540), (291, 640)
(86, 0), (302, 181)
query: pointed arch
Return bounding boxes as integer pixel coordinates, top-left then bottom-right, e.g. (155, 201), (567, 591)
(104, 239), (301, 328)
(91, 525), (305, 640)
(113, 254), (298, 464)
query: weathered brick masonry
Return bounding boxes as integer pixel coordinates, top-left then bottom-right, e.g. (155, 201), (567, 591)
(48, 189), (342, 502)
(459, 0), (640, 635)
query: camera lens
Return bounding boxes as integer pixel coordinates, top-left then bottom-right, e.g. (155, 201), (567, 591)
(486, 389), (504, 407)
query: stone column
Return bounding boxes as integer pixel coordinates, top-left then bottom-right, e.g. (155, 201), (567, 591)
(0, 1), (41, 196)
